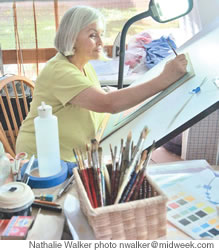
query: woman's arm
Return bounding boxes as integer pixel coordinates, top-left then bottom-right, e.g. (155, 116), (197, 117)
(69, 54), (187, 114)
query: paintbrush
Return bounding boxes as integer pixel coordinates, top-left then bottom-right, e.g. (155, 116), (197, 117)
(121, 149), (147, 203)
(103, 164), (111, 197)
(98, 146), (106, 206)
(119, 131), (132, 187)
(131, 141), (155, 201)
(91, 139), (103, 207)
(113, 139), (123, 203)
(168, 77), (207, 128)
(76, 149), (94, 207)
(86, 144), (98, 208)
(166, 39), (177, 56)
(114, 127), (149, 204)
(90, 141), (101, 207)
(109, 143), (114, 163)
(110, 145), (117, 204)
(131, 141), (134, 161)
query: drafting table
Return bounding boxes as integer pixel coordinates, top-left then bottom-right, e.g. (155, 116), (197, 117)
(100, 18), (219, 155)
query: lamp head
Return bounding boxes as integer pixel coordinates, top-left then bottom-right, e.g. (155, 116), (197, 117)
(149, 0), (193, 23)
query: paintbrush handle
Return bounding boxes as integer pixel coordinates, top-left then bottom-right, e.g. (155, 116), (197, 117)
(113, 170), (120, 202)
(114, 164), (136, 204)
(111, 170), (116, 204)
(87, 168), (98, 208)
(119, 160), (128, 187)
(120, 172), (138, 203)
(132, 170), (145, 201)
(103, 165), (111, 195)
(101, 169), (106, 206)
(93, 168), (101, 207)
(143, 177), (147, 199)
(124, 171), (141, 202)
(80, 169), (94, 208)
(97, 167), (103, 206)
(146, 177), (152, 198)
(115, 144), (143, 203)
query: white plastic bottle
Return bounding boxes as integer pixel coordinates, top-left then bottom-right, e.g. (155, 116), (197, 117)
(34, 102), (61, 177)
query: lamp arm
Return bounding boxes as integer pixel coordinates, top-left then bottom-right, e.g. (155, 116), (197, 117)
(118, 10), (151, 89)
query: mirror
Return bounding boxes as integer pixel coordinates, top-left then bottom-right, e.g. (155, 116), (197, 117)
(118, 0), (194, 89)
(150, 0), (193, 23)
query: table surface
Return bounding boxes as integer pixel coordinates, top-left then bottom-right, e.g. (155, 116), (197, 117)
(25, 160), (219, 240)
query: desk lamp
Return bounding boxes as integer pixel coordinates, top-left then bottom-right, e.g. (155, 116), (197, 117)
(117, 0), (194, 89)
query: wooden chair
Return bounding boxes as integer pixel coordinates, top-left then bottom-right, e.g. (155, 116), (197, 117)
(0, 75), (35, 157)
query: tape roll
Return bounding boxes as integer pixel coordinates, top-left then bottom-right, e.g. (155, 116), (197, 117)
(21, 159), (69, 189)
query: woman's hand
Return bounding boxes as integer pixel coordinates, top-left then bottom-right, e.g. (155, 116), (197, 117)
(159, 54), (188, 89)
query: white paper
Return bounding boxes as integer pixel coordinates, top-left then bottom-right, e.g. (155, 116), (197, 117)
(63, 194), (95, 240)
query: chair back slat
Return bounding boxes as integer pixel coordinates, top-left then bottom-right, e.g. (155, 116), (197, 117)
(0, 75), (35, 156)
(0, 94), (16, 148)
(0, 122), (15, 157)
(30, 88), (34, 97)
(12, 80), (24, 123)
(20, 80), (29, 116)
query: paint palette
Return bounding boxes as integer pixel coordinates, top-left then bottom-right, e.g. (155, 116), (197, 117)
(167, 191), (219, 239)
(148, 162), (219, 239)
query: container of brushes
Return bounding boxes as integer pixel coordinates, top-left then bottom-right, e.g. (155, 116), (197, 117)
(73, 167), (168, 240)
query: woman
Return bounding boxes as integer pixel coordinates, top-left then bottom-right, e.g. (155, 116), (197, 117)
(16, 6), (188, 163)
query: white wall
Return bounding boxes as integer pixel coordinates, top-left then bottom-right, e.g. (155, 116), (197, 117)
(197, 0), (219, 27)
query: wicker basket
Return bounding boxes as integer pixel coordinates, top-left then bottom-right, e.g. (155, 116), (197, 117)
(73, 168), (168, 240)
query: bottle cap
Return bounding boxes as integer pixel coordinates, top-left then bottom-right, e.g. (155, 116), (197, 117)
(37, 101), (52, 118)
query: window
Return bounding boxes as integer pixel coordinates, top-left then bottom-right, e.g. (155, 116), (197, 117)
(1, 0), (196, 80)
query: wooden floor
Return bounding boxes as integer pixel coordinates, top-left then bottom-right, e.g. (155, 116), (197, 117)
(150, 146), (182, 164)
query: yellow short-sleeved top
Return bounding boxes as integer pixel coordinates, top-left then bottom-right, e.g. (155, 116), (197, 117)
(16, 52), (105, 162)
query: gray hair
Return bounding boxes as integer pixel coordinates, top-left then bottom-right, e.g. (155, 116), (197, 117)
(54, 6), (105, 56)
